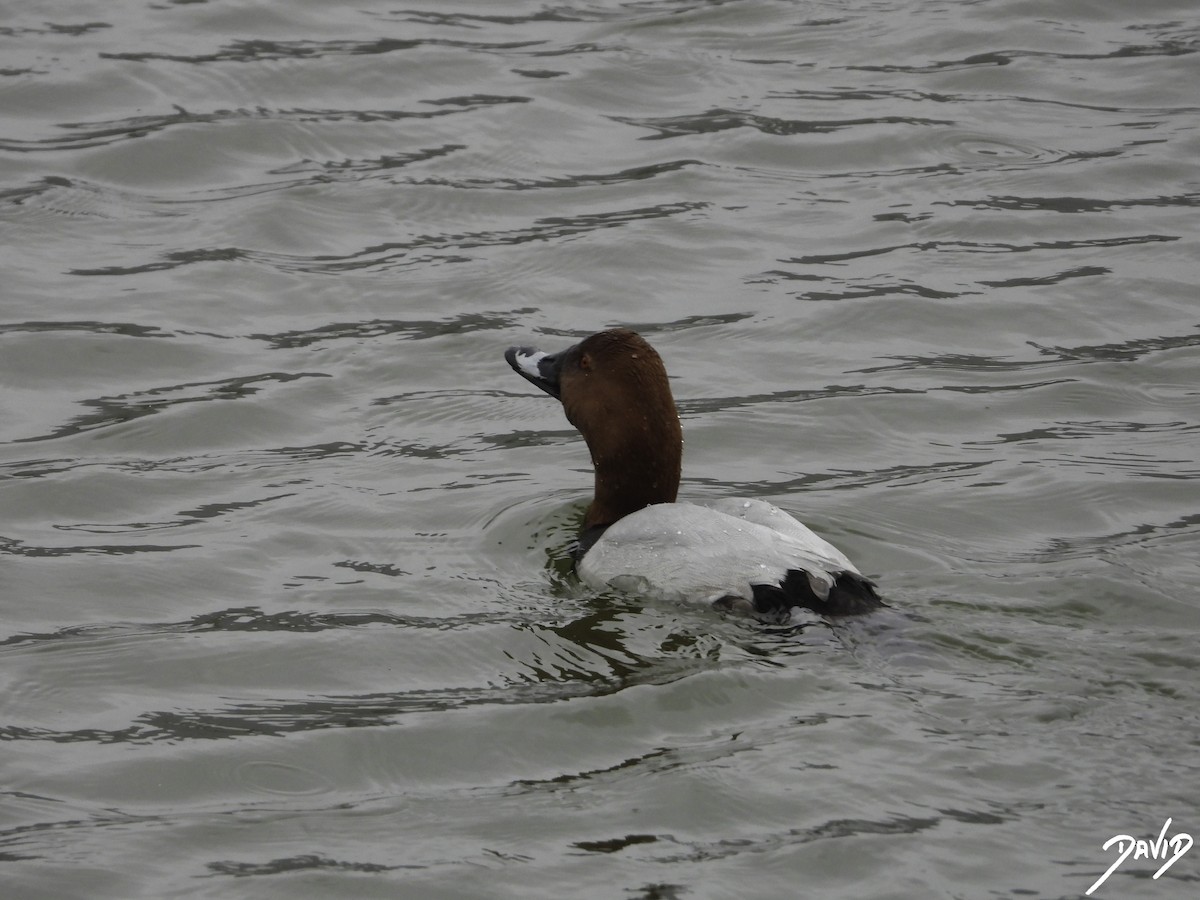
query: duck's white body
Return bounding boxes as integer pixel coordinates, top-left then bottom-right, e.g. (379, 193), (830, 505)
(577, 497), (859, 606)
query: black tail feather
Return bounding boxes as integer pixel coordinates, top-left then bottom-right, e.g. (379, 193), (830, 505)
(750, 569), (884, 618)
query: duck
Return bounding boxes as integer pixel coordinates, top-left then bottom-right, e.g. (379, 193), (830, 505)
(505, 328), (883, 619)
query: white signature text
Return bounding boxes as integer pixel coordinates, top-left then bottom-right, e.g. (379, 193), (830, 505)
(1086, 818), (1193, 895)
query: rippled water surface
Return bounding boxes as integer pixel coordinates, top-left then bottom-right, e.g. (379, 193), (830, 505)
(3, 1), (1199, 897)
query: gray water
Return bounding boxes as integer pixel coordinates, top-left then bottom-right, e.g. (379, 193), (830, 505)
(2, 1), (1198, 898)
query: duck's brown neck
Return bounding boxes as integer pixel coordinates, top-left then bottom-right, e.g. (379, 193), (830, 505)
(582, 412), (682, 531)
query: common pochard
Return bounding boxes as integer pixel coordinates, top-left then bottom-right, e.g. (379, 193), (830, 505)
(506, 328), (883, 619)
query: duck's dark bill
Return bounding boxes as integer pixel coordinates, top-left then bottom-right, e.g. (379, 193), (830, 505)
(505, 345), (566, 400)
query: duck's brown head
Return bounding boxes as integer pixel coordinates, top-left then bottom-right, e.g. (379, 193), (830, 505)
(506, 328), (682, 532)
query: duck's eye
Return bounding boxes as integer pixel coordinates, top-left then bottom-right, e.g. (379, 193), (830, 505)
(579, 353), (592, 371)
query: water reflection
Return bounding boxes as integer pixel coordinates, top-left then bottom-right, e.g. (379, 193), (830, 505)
(0, 598), (755, 745)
